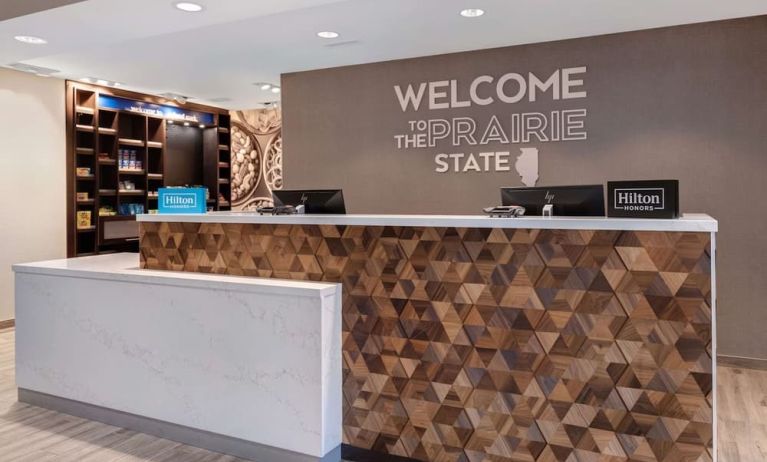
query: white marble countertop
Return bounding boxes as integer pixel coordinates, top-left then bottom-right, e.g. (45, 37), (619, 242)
(137, 212), (718, 232)
(13, 253), (338, 297)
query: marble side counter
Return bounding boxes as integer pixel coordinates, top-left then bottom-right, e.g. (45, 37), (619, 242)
(14, 253), (342, 462)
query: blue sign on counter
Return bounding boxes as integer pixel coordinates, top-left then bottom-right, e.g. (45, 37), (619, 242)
(158, 188), (207, 214)
(98, 95), (215, 125)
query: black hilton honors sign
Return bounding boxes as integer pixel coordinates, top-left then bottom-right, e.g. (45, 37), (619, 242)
(607, 180), (679, 219)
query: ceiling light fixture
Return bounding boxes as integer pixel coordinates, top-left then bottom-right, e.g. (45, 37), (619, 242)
(81, 77), (121, 87)
(174, 2), (204, 12)
(260, 83), (271, 90)
(160, 92), (190, 104)
(459, 8), (485, 18)
(317, 31), (339, 39)
(14, 35), (47, 45)
(183, 122), (190, 126)
(199, 124), (206, 128)
(271, 86), (281, 94)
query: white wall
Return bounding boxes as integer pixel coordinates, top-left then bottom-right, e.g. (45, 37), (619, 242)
(0, 68), (66, 321)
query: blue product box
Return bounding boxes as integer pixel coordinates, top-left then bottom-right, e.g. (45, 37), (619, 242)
(158, 187), (207, 214)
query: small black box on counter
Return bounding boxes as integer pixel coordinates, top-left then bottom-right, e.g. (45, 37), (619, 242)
(607, 180), (679, 219)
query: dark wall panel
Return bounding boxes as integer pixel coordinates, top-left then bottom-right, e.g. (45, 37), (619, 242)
(165, 124), (203, 187)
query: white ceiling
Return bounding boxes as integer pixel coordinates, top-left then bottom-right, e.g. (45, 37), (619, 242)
(1, 0), (765, 109)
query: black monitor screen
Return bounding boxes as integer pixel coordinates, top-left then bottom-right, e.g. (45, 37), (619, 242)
(272, 189), (346, 214)
(501, 185), (605, 216)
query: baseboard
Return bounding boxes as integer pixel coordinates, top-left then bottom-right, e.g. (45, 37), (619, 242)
(342, 445), (418, 462)
(718, 354), (767, 371)
(19, 388), (340, 462)
(0, 319), (14, 330)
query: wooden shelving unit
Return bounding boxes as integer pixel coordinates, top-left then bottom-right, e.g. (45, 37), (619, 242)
(70, 87), (98, 255)
(216, 113), (231, 210)
(66, 81), (231, 257)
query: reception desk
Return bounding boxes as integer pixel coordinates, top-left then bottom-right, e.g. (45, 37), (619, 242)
(138, 212), (718, 462)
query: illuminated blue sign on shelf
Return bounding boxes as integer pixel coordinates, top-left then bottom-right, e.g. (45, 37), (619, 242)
(158, 188), (207, 214)
(98, 95), (215, 125)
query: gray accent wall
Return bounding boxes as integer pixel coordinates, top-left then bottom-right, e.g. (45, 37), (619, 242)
(283, 16), (767, 361)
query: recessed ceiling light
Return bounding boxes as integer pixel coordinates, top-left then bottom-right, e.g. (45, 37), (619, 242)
(183, 122), (190, 126)
(174, 2), (204, 12)
(260, 83), (271, 90)
(199, 124), (206, 128)
(14, 35), (47, 45)
(317, 31), (339, 39)
(271, 87), (281, 94)
(460, 8), (485, 18)
(81, 77), (122, 87)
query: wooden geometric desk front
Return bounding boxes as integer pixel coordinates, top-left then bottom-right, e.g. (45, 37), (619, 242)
(140, 222), (713, 462)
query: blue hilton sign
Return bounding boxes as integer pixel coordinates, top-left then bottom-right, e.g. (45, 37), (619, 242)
(158, 188), (207, 214)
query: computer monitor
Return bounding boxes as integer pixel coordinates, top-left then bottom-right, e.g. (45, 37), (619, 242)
(272, 189), (346, 214)
(501, 185), (605, 216)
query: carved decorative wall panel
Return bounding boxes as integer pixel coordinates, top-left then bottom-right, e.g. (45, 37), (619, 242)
(230, 108), (282, 210)
(140, 223), (713, 462)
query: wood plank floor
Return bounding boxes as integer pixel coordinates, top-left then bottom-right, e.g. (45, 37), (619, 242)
(1, 326), (766, 461)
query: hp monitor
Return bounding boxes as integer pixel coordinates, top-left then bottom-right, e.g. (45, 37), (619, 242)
(501, 185), (605, 216)
(272, 189), (346, 214)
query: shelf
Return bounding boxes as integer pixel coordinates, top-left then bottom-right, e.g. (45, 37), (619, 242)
(147, 173), (164, 180)
(218, 178), (229, 184)
(76, 175), (95, 180)
(119, 169), (145, 175)
(99, 189), (117, 196)
(218, 145), (229, 151)
(118, 138), (145, 147)
(98, 158), (117, 165)
(118, 190), (145, 195)
(98, 127), (117, 135)
(76, 252), (97, 257)
(218, 201), (230, 206)
(147, 141), (163, 149)
(75, 106), (94, 115)
(76, 199), (95, 205)
(217, 127), (229, 134)
(76, 147), (95, 155)
(77, 226), (96, 233)
(75, 124), (95, 132)
(218, 162), (230, 168)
